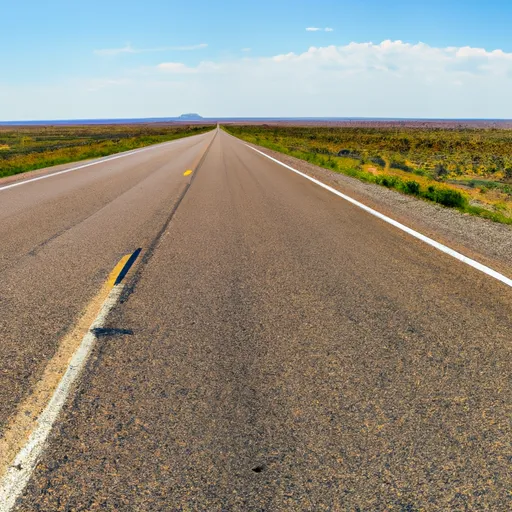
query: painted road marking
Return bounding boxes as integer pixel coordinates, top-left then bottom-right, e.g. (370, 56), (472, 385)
(108, 254), (131, 287)
(184, 170), (193, 176)
(246, 144), (512, 289)
(0, 136), (197, 193)
(113, 248), (141, 286)
(0, 250), (140, 512)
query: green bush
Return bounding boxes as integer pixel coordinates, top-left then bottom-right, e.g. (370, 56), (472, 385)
(404, 180), (420, 195)
(425, 186), (468, 208)
(375, 175), (402, 188)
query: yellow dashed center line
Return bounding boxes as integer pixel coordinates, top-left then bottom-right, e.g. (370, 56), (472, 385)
(184, 170), (193, 176)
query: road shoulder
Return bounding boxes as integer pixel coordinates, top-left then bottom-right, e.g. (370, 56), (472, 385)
(238, 136), (512, 278)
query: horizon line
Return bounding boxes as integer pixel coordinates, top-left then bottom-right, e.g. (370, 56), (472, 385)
(2, 116), (512, 125)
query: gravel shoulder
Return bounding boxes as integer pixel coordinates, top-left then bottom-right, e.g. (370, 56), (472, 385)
(242, 138), (512, 278)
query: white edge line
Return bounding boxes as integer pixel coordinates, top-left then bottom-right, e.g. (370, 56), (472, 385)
(0, 134), (198, 192)
(0, 285), (124, 512)
(246, 144), (512, 289)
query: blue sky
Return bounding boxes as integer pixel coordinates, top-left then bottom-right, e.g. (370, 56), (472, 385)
(2, 0), (512, 119)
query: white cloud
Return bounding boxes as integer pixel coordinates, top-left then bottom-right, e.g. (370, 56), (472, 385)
(157, 62), (197, 73)
(454, 46), (512, 59)
(4, 40), (512, 119)
(242, 48), (252, 52)
(148, 41), (512, 117)
(306, 27), (334, 32)
(94, 43), (207, 56)
(157, 61), (219, 74)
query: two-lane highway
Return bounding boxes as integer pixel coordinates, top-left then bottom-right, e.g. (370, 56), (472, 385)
(1, 128), (511, 510)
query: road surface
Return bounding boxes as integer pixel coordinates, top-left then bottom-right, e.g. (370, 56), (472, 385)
(1, 128), (511, 510)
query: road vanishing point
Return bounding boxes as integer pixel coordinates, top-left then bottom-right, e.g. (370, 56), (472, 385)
(0, 128), (511, 510)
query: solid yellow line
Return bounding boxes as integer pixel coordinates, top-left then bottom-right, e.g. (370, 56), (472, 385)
(184, 170), (193, 176)
(107, 254), (131, 289)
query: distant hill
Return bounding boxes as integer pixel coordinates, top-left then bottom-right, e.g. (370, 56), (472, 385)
(178, 113), (203, 121)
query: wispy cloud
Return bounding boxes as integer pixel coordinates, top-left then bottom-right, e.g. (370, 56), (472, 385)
(306, 27), (334, 32)
(156, 60), (219, 74)
(242, 48), (252, 52)
(94, 43), (207, 56)
(157, 62), (198, 73)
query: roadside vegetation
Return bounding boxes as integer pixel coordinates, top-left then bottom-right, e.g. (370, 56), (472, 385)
(224, 124), (512, 225)
(0, 124), (213, 178)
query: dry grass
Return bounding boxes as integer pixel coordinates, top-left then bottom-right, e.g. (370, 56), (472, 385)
(224, 125), (512, 225)
(0, 124), (213, 178)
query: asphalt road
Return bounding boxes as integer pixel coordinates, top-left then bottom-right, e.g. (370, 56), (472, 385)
(0, 131), (215, 433)
(2, 129), (511, 510)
